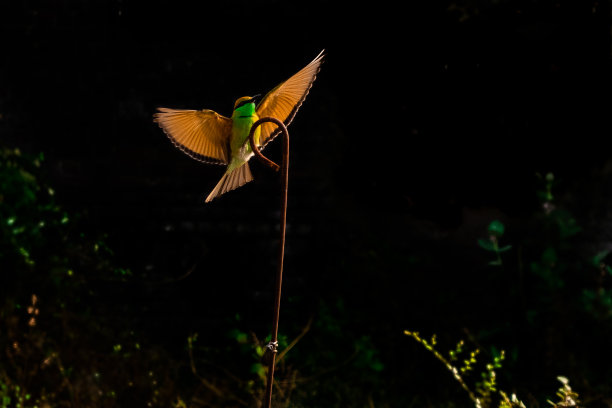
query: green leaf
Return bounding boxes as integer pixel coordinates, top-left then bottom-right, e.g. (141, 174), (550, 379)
(235, 332), (248, 344)
(487, 220), (505, 237)
(371, 361), (384, 372)
(227, 329), (248, 344)
(250, 363), (266, 380)
(541, 247), (557, 266)
(553, 210), (581, 238)
(497, 245), (512, 253)
(592, 249), (611, 267)
(478, 239), (495, 251)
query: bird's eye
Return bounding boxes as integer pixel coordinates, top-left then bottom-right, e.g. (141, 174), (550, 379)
(234, 99), (253, 110)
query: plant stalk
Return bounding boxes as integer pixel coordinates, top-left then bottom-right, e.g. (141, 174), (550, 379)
(249, 117), (290, 408)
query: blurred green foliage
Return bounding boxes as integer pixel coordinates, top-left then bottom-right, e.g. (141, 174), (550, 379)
(0, 147), (179, 406)
(184, 299), (386, 406)
(2, 145), (612, 407)
(0, 145), (389, 407)
(405, 330), (581, 408)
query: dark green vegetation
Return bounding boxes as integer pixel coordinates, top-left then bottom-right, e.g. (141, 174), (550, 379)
(3, 0), (612, 407)
(3, 146), (612, 407)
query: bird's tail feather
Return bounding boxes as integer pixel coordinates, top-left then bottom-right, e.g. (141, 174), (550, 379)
(205, 163), (253, 203)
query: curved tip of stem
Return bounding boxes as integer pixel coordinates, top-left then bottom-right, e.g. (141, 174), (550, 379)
(248, 117), (288, 172)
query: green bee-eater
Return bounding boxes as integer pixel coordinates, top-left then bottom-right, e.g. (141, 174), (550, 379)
(154, 50), (324, 202)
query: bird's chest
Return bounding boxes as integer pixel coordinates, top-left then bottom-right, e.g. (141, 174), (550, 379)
(231, 114), (260, 155)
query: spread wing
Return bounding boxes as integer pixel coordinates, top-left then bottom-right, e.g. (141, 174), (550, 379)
(256, 50), (324, 148)
(154, 108), (232, 165)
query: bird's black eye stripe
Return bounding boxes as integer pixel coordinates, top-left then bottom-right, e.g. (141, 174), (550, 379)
(235, 100), (250, 110)
(234, 95), (259, 110)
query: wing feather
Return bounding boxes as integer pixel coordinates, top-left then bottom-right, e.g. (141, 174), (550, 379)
(256, 50), (324, 147)
(154, 108), (232, 165)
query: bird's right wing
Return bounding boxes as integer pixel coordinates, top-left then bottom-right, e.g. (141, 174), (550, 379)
(154, 108), (232, 165)
(255, 50), (324, 149)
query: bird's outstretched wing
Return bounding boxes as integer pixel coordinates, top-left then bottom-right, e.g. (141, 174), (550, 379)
(154, 108), (232, 165)
(256, 50), (324, 148)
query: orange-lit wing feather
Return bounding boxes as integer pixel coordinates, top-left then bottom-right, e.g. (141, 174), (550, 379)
(256, 50), (324, 148)
(154, 108), (232, 165)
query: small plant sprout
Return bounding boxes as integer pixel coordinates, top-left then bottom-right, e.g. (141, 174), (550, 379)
(548, 376), (580, 407)
(404, 331), (479, 404)
(405, 331), (584, 408)
(405, 331), (526, 408)
(478, 220), (512, 266)
(499, 391), (526, 408)
(536, 172), (555, 214)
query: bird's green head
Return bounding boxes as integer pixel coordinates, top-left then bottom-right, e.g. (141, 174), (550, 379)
(233, 95), (259, 117)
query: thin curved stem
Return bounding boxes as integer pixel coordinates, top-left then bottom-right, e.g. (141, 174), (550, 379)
(248, 117), (290, 408)
(249, 119), (282, 172)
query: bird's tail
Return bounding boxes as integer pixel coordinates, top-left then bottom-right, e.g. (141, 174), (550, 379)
(205, 163), (253, 203)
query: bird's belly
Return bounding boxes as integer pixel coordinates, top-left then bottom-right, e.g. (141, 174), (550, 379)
(230, 115), (260, 160)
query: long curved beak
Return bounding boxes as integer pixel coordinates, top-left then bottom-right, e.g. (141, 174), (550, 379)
(249, 94), (261, 103)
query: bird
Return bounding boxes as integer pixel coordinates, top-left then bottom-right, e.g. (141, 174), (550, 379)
(154, 50), (324, 203)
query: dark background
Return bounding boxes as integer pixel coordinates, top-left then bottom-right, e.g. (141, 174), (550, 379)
(2, 0), (612, 406)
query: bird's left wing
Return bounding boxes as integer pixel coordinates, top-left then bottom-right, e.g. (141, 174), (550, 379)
(154, 108), (232, 165)
(256, 50), (324, 148)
